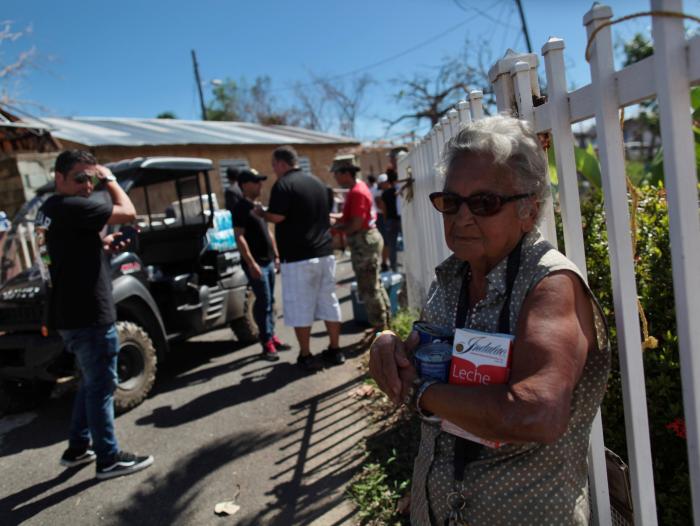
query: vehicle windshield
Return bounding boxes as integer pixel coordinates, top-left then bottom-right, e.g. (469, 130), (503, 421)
(0, 193), (49, 286)
(129, 172), (217, 230)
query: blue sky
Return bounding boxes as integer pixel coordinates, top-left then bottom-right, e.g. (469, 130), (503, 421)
(3, 0), (698, 141)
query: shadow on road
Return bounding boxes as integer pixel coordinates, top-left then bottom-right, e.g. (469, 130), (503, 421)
(237, 376), (368, 526)
(336, 275), (355, 286)
(0, 398), (72, 457)
(136, 361), (308, 428)
(311, 319), (367, 339)
(110, 431), (282, 525)
(148, 338), (259, 398)
(0, 465), (99, 525)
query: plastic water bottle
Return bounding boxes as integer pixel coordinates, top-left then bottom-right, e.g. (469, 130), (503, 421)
(0, 211), (10, 232)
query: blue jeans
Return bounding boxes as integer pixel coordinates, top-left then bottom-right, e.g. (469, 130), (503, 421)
(58, 324), (119, 462)
(245, 261), (276, 345)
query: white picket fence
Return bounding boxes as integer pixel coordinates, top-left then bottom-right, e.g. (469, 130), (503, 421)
(397, 1), (700, 524)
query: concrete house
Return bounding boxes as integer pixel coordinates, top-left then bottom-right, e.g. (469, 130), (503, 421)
(37, 117), (360, 207)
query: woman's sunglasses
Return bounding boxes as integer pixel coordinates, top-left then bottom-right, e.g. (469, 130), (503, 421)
(429, 191), (534, 217)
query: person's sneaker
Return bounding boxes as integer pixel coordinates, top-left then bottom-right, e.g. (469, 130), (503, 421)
(321, 347), (346, 366)
(271, 335), (292, 351)
(296, 353), (323, 372)
(96, 451), (154, 480)
(262, 341), (281, 362)
(60, 445), (96, 467)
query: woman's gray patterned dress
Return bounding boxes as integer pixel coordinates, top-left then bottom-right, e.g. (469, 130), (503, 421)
(410, 229), (610, 525)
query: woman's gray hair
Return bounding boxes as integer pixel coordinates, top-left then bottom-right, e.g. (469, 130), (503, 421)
(439, 114), (549, 220)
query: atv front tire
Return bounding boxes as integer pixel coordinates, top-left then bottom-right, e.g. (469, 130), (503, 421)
(114, 321), (157, 414)
(230, 316), (258, 344)
(230, 288), (259, 344)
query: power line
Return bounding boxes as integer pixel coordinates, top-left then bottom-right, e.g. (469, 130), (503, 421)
(270, 12), (489, 95)
(498, 3), (516, 53)
(452, 0), (518, 31)
(455, 0), (530, 51)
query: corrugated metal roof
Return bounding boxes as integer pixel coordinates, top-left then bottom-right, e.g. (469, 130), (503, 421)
(32, 117), (359, 147)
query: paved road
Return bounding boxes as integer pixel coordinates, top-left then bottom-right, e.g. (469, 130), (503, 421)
(0, 255), (376, 526)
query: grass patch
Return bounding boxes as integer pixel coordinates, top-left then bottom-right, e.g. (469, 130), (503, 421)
(348, 308), (420, 525)
(390, 308), (420, 339)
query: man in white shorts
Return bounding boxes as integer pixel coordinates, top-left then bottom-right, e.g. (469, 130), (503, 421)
(257, 146), (343, 371)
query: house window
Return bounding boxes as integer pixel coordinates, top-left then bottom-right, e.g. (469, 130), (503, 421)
(219, 159), (249, 190)
(298, 156), (313, 176)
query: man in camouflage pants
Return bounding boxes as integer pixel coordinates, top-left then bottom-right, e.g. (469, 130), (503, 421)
(330, 156), (390, 330)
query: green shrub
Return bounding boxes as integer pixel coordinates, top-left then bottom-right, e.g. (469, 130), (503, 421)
(348, 414), (420, 525)
(349, 307), (420, 524)
(579, 185), (690, 525)
(390, 308), (420, 340)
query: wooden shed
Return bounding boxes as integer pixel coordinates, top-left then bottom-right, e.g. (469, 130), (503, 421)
(0, 107), (61, 216)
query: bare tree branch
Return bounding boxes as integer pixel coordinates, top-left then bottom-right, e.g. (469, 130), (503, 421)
(313, 73), (373, 137)
(0, 46), (36, 80)
(293, 81), (328, 131)
(0, 21), (39, 107)
(388, 39), (496, 133)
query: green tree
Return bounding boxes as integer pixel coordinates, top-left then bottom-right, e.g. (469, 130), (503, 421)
(206, 78), (240, 121)
(156, 111), (177, 119)
(206, 75), (301, 125)
(237, 76), (298, 126)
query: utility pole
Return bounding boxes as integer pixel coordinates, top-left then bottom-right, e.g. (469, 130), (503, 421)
(514, 0), (533, 53)
(191, 49), (207, 120)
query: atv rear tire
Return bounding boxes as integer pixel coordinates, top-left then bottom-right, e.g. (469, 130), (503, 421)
(114, 321), (157, 414)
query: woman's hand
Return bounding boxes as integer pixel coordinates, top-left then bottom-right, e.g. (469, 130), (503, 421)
(369, 330), (419, 405)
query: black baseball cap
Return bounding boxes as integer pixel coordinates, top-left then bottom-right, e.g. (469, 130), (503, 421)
(238, 168), (268, 184)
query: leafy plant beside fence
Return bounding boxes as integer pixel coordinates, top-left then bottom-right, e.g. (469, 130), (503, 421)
(580, 186), (690, 525)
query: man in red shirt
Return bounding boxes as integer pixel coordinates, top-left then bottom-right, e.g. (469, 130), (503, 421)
(331, 156), (390, 331)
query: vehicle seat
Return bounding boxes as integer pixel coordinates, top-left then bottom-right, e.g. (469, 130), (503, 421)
(137, 223), (207, 267)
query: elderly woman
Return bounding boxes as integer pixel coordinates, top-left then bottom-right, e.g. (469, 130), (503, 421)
(369, 115), (609, 525)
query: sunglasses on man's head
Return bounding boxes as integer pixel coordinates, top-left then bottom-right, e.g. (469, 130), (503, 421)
(428, 191), (534, 216)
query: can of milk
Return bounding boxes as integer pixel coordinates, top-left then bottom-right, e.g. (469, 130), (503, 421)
(412, 321), (453, 383)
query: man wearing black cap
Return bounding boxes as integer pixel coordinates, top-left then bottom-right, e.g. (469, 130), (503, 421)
(232, 168), (290, 361)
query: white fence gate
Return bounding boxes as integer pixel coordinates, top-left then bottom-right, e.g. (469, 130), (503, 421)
(397, 1), (700, 524)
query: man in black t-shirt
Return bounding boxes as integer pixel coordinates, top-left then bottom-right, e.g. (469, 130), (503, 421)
(257, 145), (342, 371)
(36, 150), (153, 480)
(232, 168), (291, 362)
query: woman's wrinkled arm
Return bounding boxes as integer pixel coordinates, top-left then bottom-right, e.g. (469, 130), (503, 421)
(419, 270), (596, 444)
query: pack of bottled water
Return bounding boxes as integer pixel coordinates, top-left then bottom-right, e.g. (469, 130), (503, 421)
(0, 211), (11, 232)
(206, 209), (236, 251)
